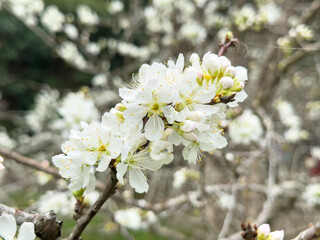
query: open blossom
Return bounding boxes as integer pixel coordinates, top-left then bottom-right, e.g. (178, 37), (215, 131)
(0, 213), (36, 240)
(257, 224), (284, 240)
(53, 52), (248, 193)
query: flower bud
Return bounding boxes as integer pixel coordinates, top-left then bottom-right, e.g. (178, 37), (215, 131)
(115, 103), (126, 112)
(161, 128), (174, 140)
(257, 224), (270, 240)
(183, 132), (199, 142)
(220, 76), (234, 89)
(219, 56), (231, 71)
(267, 230), (284, 240)
(190, 53), (200, 64)
(202, 53), (221, 75)
(181, 120), (197, 132)
(224, 66), (236, 78)
(140, 134), (148, 146)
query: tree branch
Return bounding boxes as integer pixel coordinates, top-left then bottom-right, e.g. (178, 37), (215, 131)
(292, 221), (320, 240)
(0, 203), (62, 240)
(0, 146), (60, 178)
(67, 167), (118, 240)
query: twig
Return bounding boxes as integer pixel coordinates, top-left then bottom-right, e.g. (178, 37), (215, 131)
(292, 221), (320, 240)
(218, 184), (239, 239)
(67, 167), (118, 240)
(0, 203), (62, 240)
(218, 34), (238, 57)
(0, 146), (60, 178)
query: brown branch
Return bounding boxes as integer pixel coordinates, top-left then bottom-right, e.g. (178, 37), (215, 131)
(0, 203), (62, 240)
(67, 167), (118, 240)
(292, 221), (320, 240)
(0, 146), (61, 178)
(218, 36), (238, 57)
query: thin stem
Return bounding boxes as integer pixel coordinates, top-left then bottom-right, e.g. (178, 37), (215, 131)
(67, 167), (118, 240)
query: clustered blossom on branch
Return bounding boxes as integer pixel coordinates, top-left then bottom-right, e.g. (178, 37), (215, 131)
(52, 51), (248, 194)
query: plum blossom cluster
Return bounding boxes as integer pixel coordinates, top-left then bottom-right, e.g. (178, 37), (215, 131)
(52, 52), (248, 194)
(275, 100), (308, 143)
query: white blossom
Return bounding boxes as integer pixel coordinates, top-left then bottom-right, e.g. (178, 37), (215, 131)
(303, 184), (320, 207)
(76, 5), (99, 26)
(229, 110), (263, 145)
(114, 208), (156, 230)
(0, 213), (36, 240)
(64, 24), (79, 40)
(41, 5), (65, 32)
(38, 191), (76, 216)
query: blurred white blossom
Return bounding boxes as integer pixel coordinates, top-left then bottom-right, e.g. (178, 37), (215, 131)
(229, 110), (263, 145)
(76, 5), (99, 26)
(303, 184), (320, 207)
(41, 5), (65, 32)
(114, 208), (157, 230)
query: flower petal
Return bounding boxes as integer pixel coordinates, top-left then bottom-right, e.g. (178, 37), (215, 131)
(129, 168), (149, 193)
(18, 222), (36, 240)
(96, 155), (112, 172)
(144, 114), (164, 141)
(0, 213), (17, 240)
(116, 162), (128, 184)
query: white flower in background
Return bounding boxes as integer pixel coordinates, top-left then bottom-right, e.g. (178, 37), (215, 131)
(64, 24), (79, 40)
(114, 208), (156, 230)
(0, 130), (16, 149)
(38, 191), (76, 216)
(275, 100), (307, 143)
(0, 213), (36, 240)
(229, 110), (263, 145)
(109, 1), (124, 14)
(233, 4), (256, 31)
(114, 208), (142, 230)
(26, 88), (59, 132)
(257, 3), (281, 25)
(41, 5), (65, 32)
(0, 156), (4, 172)
(86, 42), (100, 55)
(178, 20), (207, 44)
(92, 74), (107, 86)
(8, 0), (44, 25)
(289, 24), (313, 40)
(34, 171), (52, 185)
(57, 41), (87, 69)
(311, 147), (320, 159)
(56, 91), (99, 130)
(257, 224), (284, 240)
(173, 169), (187, 189)
(173, 167), (200, 189)
(84, 191), (100, 205)
(303, 184), (320, 207)
(76, 5), (99, 26)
